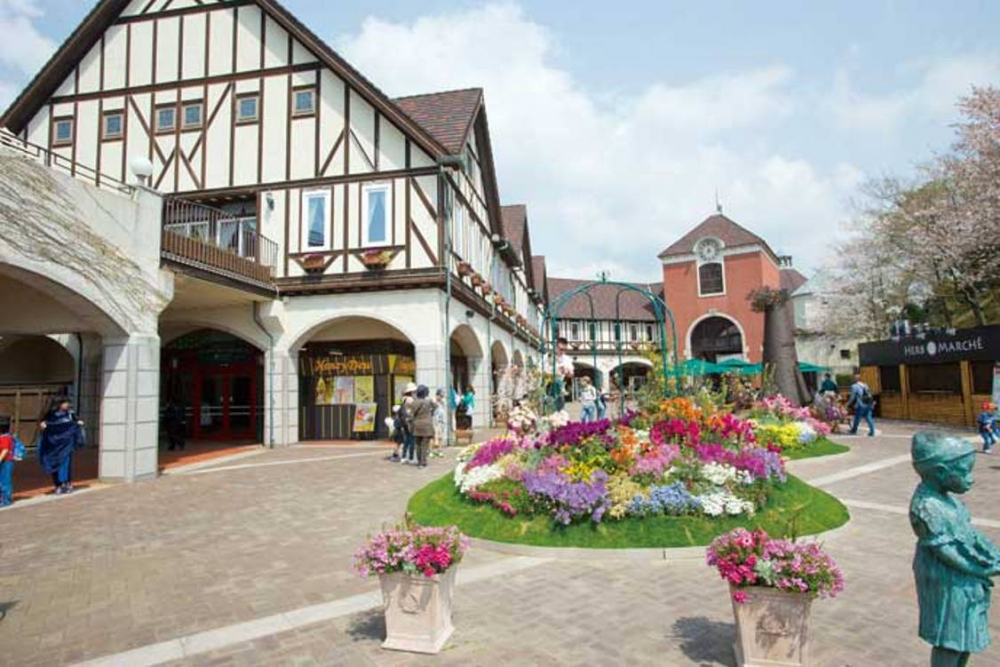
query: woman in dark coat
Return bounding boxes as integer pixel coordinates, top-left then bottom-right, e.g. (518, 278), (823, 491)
(39, 397), (85, 495)
(410, 385), (436, 468)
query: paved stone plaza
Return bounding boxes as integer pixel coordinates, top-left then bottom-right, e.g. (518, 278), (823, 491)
(2, 425), (1000, 667)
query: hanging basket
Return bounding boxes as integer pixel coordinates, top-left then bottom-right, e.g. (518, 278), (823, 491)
(457, 261), (473, 277)
(362, 250), (393, 270)
(471, 273), (484, 287)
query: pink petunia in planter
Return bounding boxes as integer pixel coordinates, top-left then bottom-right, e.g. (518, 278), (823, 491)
(707, 528), (844, 667)
(362, 248), (393, 269)
(355, 519), (470, 654)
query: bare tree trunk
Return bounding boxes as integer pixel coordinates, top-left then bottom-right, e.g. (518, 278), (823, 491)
(761, 297), (809, 406)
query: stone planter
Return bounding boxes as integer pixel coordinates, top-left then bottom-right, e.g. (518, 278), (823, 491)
(379, 567), (456, 654)
(731, 585), (812, 667)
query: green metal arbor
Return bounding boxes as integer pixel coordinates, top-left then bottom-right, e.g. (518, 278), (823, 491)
(540, 276), (680, 415)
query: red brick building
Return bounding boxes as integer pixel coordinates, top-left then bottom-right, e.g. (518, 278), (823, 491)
(659, 213), (805, 364)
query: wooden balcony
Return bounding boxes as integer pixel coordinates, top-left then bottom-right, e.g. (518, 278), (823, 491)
(161, 197), (278, 291)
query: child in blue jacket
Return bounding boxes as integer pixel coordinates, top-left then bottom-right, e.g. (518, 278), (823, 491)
(976, 402), (997, 454)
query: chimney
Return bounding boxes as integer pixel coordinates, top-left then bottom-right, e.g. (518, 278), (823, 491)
(778, 255), (793, 269)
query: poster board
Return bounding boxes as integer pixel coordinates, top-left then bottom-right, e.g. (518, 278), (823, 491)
(393, 376), (413, 405)
(333, 377), (355, 405)
(355, 376), (374, 404)
(353, 403), (377, 432)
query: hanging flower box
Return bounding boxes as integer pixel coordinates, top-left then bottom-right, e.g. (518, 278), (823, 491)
(355, 521), (470, 655)
(457, 261), (473, 277)
(480, 283), (493, 296)
(301, 253), (327, 273)
(470, 273), (484, 287)
(362, 249), (394, 270)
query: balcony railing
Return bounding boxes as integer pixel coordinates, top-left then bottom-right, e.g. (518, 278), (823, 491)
(0, 129), (133, 194)
(162, 197), (278, 287)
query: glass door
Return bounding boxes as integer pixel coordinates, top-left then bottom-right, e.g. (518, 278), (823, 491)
(228, 374), (255, 438)
(197, 375), (226, 439)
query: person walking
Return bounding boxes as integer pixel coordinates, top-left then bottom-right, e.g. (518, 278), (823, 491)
(847, 374), (876, 437)
(38, 397), (86, 494)
(977, 402), (997, 454)
(457, 386), (476, 431)
(431, 389), (447, 457)
(400, 383), (417, 464)
(0, 417), (16, 507)
(579, 377), (598, 423)
(163, 398), (186, 452)
(410, 385), (436, 468)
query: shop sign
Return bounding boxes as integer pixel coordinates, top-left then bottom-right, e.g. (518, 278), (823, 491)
(311, 357), (374, 376)
(860, 326), (1000, 366)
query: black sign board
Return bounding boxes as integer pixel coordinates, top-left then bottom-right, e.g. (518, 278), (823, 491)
(859, 326), (1000, 366)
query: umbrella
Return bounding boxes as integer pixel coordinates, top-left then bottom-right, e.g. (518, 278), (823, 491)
(677, 358), (727, 376)
(798, 362), (831, 374)
(715, 358), (762, 375)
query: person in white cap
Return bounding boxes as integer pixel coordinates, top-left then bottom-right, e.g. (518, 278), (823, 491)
(400, 382), (418, 464)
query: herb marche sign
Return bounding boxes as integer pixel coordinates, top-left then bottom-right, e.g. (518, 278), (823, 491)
(859, 326), (1000, 366)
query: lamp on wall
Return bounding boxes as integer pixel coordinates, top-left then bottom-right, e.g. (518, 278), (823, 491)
(129, 156), (154, 187)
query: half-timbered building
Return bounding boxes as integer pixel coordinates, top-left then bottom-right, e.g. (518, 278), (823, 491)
(1, 0), (542, 458)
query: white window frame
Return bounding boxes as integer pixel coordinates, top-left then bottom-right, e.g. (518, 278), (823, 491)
(182, 101), (204, 130)
(155, 105), (176, 133)
(361, 183), (392, 248)
(292, 87), (317, 117)
(302, 189), (331, 251)
(236, 94), (260, 124)
(102, 112), (123, 141)
(697, 261), (726, 297)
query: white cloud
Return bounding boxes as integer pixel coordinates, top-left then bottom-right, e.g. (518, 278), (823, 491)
(337, 3), (981, 282)
(0, 0), (54, 75)
(827, 52), (1000, 132)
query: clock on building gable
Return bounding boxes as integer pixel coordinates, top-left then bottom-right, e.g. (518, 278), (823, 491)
(695, 238), (723, 263)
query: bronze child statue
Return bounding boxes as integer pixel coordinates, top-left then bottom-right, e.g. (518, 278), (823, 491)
(910, 432), (1000, 667)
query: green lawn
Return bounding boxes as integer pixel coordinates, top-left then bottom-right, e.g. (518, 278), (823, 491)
(782, 436), (851, 461)
(408, 473), (850, 549)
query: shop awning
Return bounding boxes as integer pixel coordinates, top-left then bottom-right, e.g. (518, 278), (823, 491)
(798, 362), (831, 373)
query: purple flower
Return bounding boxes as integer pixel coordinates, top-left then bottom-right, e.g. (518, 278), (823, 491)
(522, 468), (609, 525)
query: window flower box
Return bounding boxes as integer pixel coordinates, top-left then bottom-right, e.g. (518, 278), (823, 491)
(480, 283), (493, 296)
(301, 253), (327, 273)
(362, 249), (393, 270)
(355, 522), (470, 655)
(457, 261), (473, 277)
(471, 273), (484, 287)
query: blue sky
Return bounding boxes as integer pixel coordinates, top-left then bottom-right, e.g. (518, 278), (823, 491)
(2, 1), (999, 281)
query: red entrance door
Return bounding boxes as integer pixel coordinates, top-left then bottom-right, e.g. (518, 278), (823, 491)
(192, 364), (257, 441)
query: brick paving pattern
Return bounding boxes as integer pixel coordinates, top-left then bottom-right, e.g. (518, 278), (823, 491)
(1, 424), (999, 666)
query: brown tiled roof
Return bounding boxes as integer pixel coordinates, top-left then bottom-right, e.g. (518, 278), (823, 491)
(659, 213), (777, 260)
(780, 268), (807, 293)
(393, 88), (482, 155)
(548, 278), (664, 321)
(500, 205), (527, 250)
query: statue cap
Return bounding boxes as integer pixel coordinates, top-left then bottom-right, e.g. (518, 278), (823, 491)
(912, 431), (975, 470)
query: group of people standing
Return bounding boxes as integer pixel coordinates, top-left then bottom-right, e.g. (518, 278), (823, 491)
(0, 396), (86, 506)
(389, 383), (475, 467)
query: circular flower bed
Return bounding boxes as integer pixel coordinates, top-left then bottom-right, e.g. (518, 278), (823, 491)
(452, 398), (799, 527)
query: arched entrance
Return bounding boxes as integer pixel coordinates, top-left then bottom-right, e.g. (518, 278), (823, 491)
(611, 361), (653, 395)
(0, 336), (77, 445)
(162, 329), (264, 442)
(690, 316), (744, 363)
(297, 316), (416, 442)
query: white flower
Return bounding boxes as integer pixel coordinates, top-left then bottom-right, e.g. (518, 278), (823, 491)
(543, 410), (571, 429)
(453, 462), (505, 494)
(700, 462), (738, 486)
(697, 491), (755, 517)
(456, 442), (483, 463)
(794, 421), (817, 444)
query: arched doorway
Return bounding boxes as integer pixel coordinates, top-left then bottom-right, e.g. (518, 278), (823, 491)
(297, 317), (415, 442)
(690, 316), (744, 363)
(491, 340), (509, 395)
(611, 361), (653, 395)
(162, 329), (264, 442)
(0, 336), (77, 444)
